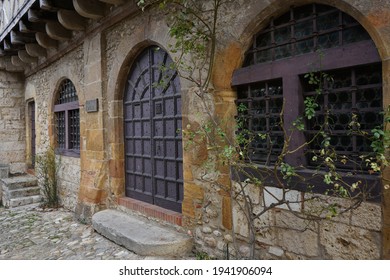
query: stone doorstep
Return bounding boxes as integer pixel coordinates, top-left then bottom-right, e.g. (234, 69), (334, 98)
(92, 209), (193, 257)
(6, 195), (42, 208)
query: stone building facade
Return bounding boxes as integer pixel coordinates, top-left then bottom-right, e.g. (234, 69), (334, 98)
(0, 0), (389, 259)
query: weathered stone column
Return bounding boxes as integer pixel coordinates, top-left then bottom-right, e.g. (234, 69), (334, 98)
(76, 33), (108, 221)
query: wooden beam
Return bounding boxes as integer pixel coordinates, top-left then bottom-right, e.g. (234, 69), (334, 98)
(3, 39), (13, 51)
(0, 47), (6, 57)
(36, 32), (58, 49)
(10, 31), (36, 45)
(25, 43), (47, 58)
(98, 0), (124, 5)
(19, 20), (46, 33)
(18, 50), (39, 64)
(1, 40), (19, 55)
(58, 9), (86, 31)
(73, 0), (105, 19)
(4, 57), (25, 72)
(0, 57), (6, 69)
(40, 0), (75, 11)
(28, 9), (57, 22)
(11, 56), (27, 67)
(46, 21), (72, 41)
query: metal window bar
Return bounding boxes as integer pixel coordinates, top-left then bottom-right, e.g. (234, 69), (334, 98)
(54, 79), (80, 153)
(68, 109), (80, 150)
(303, 63), (383, 170)
(56, 79), (78, 105)
(236, 79), (284, 165)
(244, 4), (370, 66)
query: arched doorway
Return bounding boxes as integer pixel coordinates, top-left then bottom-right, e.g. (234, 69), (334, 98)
(123, 46), (183, 213)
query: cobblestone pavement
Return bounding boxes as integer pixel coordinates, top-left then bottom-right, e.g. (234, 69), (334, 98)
(0, 205), (164, 260)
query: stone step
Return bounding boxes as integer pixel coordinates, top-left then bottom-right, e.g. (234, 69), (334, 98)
(0, 175), (38, 191)
(0, 164), (9, 179)
(92, 209), (193, 257)
(5, 195), (42, 208)
(7, 186), (41, 199)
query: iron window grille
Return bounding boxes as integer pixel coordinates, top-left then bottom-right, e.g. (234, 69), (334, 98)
(54, 79), (80, 156)
(233, 4), (382, 198)
(303, 64), (383, 171)
(244, 4), (370, 66)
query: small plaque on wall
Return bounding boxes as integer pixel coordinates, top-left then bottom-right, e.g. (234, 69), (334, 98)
(85, 99), (99, 113)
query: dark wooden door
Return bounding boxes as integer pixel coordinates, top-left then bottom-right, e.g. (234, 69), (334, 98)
(124, 46), (183, 212)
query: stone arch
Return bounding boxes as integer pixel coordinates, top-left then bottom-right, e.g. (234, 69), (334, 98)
(216, 0), (390, 259)
(105, 11), (191, 215)
(47, 76), (82, 150)
(236, 0), (390, 65)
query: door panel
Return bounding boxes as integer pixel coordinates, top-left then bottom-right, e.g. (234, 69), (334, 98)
(124, 46), (183, 212)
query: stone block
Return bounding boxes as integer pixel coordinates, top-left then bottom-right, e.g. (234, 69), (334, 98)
(182, 183), (204, 218)
(0, 164), (9, 179)
(222, 195), (232, 230)
(268, 246), (284, 257)
(110, 177), (125, 196)
(108, 100), (123, 118)
(303, 193), (353, 224)
(85, 150), (106, 161)
(109, 143), (124, 160)
(84, 62), (102, 85)
(273, 209), (319, 232)
(253, 207), (275, 245)
(276, 227), (319, 257)
(212, 42), (243, 90)
(351, 201), (382, 231)
(86, 129), (104, 151)
(79, 185), (105, 204)
(109, 159), (124, 178)
(232, 202), (249, 238)
(264, 186), (302, 212)
(108, 115), (123, 138)
(320, 220), (381, 259)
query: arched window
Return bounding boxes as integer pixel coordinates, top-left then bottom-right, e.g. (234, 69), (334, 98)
(54, 79), (80, 156)
(233, 4), (382, 195)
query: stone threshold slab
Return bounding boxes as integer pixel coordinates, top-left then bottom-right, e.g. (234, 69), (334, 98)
(92, 209), (193, 257)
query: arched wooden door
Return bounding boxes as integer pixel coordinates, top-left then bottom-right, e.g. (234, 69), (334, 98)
(124, 46), (183, 213)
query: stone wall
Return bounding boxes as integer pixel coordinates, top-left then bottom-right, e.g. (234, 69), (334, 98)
(194, 184), (382, 259)
(0, 71), (25, 174)
(98, 0), (389, 259)
(25, 45), (84, 211)
(0, 0), (387, 259)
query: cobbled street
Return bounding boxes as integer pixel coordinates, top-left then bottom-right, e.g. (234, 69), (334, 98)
(0, 205), (163, 260)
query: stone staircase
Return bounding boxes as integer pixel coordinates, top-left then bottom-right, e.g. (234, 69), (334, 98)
(0, 166), (41, 208)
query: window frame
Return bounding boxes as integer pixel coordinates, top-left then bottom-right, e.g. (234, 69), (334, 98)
(53, 79), (80, 158)
(232, 6), (382, 200)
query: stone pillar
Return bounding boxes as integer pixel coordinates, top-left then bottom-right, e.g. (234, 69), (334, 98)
(0, 71), (26, 174)
(76, 33), (107, 221)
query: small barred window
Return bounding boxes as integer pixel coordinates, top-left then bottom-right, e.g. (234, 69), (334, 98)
(54, 79), (80, 155)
